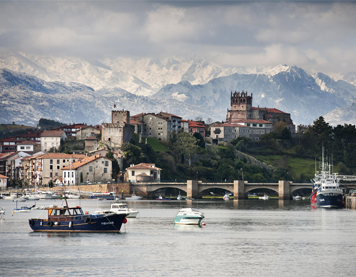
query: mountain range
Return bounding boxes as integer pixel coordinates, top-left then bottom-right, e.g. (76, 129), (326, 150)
(1, 53), (356, 127)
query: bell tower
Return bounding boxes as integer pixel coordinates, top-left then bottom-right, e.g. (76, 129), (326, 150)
(226, 90), (253, 122)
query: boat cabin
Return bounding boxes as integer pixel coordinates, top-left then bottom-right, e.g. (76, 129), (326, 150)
(47, 206), (84, 221)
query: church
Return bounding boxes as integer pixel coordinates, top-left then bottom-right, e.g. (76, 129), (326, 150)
(226, 91), (295, 134)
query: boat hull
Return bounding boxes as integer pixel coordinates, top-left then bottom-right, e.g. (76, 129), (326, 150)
(316, 191), (343, 208)
(174, 215), (204, 225)
(29, 213), (127, 232)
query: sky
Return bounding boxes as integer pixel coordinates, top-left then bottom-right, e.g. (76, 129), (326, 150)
(0, 0), (356, 77)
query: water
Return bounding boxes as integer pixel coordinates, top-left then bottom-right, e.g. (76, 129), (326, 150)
(1, 199), (356, 276)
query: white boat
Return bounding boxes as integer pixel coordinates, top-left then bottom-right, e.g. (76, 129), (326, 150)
(125, 193), (142, 200)
(12, 202), (32, 213)
(0, 207), (5, 215)
(3, 194), (18, 200)
(177, 194), (183, 200)
(38, 191), (60, 199)
(109, 203), (139, 218)
(293, 195), (301, 200)
(259, 194), (269, 200)
(27, 194), (41, 201)
(174, 208), (204, 225)
(13, 196), (28, 202)
(223, 193), (231, 201)
(64, 194), (80, 199)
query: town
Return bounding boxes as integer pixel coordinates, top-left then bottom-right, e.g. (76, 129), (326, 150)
(0, 90), (301, 190)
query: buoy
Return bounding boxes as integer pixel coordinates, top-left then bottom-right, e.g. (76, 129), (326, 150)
(202, 222), (206, 226)
(85, 211), (89, 215)
(123, 218), (127, 224)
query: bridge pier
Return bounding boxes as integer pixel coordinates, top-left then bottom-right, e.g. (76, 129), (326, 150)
(187, 180), (199, 199)
(234, 180), (245, 199)
(279, 180), (291, 200)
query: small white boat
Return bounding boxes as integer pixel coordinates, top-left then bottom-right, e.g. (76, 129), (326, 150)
(3, 194), (18, 200)
(0, 207), (5, 216)
(174, 208), (204, 225)
(177, 194), (183, 200)
(13, 202), (31, 213)
(109, 203), (139, 218)
(293, 195), (301, 200)
(27, 194), (41, 201)
(259, 194), (269, 200)
(125, 193), (142, 200)
(13, 196), (28, 202)
(223, 193), (231, 201)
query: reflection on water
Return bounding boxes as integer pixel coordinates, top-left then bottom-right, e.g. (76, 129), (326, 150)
(1, 199), (356, 276)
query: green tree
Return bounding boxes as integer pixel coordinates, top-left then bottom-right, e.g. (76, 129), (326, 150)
(172, 132), (198, 167)
(193, 132), (205, 148)
(106, 151), (121, 181)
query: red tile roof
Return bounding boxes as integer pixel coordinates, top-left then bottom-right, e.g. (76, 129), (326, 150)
(232, 119), (273, 124)
(41, 130), (65, 137)
(127, 163), (161, 170)
(40, 153), (86, 160)
(252, 107), (287, 114)
(61, 155), (107, 170)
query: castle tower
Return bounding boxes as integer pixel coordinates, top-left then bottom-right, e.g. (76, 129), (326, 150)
(226, 91), (253, 122)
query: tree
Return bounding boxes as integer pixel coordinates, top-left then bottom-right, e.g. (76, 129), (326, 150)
(281, 128), (291, 140)
(106, 151), (121, 181)
(274, 121), (287, 137)
(193, 132), (205, 148)
(173, 132), (198, 167)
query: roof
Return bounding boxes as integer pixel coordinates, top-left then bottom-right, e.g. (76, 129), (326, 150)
(252, 107), (287, 114)
(232, 119), (273, 124)
(0, 174), (9, 179)
(158, 112), (182, 119)
(62, 155), (109, 170)
(40, 153), (86, 160)
(127, 163), (161, 171)
(85, 136), (98, 140)
(130, 119), (142, 125)
(188, 120), (206, 128)
(211, 123), (247, 128)
(41, 130), (65, 137)
(17, 141), (40, 145)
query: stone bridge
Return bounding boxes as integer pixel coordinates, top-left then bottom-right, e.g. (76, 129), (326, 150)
(130, 180), (318, 200)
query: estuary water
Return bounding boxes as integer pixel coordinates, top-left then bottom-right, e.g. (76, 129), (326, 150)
(1, 198), (356, 277)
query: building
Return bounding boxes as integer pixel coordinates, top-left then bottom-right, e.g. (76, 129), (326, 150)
(0, 174), (8, 190)
(16, 141), (41, 152)
(52, 123), (88, 138)
(101, 110), (133, 151)
(40, 130), (67, 152)
(84, 136), (99, 152)
(89, 149), (124, 171)
(226, 91), (295, 133)
(0, 130), (42, 153)
(131, 112), (182, 141)
(62, 155), (112, 185)
(22, 153), (86, 186)
(210, 123), (249, 144)
(126, 163), (161, 183)
(187, 120), (206, 139)
(76, 125), (101, 140)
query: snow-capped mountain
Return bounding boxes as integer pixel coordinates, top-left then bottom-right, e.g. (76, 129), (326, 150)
(1, 53), (356, 126)
(324, 102), (356, 126)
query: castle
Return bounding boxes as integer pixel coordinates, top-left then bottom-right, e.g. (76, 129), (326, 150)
(226, 91), (295, 133)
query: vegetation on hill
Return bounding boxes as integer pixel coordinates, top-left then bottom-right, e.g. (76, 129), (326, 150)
(121, 116), (356, 182)
(0, 123), (37, 139)
(38, 118), (66, 129)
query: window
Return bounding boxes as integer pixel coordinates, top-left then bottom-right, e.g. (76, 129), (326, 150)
(20, 146), (25, 150)
(105, 161), (108, 166)
(57, 166), (60, 170)
(50, 165), (53, 170)
(63, 160), (65, 163)
(50, 172), (52, 177)
(64, 172), (66, 178)
(55, 172), (58, 176)
(72, 172), (74, 177)
(89, 166), (92, 172)
(132, 171), (135, 176)
(50, 159), (53, 164)
(104, 168), (107, 173)
(57, 160), (60, 164)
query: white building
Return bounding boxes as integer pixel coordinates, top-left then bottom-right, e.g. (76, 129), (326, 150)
(40, 130), (67, 152)
(126, 163), (161, 183)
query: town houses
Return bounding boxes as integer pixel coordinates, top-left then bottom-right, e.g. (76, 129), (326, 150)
(0, 91), (296, 190)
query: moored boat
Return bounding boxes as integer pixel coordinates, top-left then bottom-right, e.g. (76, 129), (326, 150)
(28, 205), (128, 232)
(89, 192), (116, 200)
(311, 147), (343, 209)
(293, 195), (301, 200)
(108, 203), (139, 218)
(174, 208), (204, 225)
(125, 193), (142, 201)
(259, 194), (269, 200)
(223, 193), (231, 201)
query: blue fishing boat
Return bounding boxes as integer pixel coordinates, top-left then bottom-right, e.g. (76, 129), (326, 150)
(28, 205), (128, 232)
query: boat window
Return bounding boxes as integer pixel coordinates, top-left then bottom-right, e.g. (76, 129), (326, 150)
(51, 209), (59, 215)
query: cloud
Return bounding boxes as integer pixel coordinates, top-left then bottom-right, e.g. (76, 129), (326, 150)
(0, 1), (355, 75)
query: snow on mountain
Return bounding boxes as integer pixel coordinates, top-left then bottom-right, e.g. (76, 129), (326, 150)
(324, 102), (356, 126)
(153, 66), (356, 125)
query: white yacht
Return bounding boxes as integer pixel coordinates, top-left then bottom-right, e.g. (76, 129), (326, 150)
(109, 203), (139, 218)
(174, 208), (204, 225)
(125, 193), (142, 200)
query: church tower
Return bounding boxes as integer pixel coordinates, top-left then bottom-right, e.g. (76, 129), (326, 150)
(226, 90), (252, 122)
